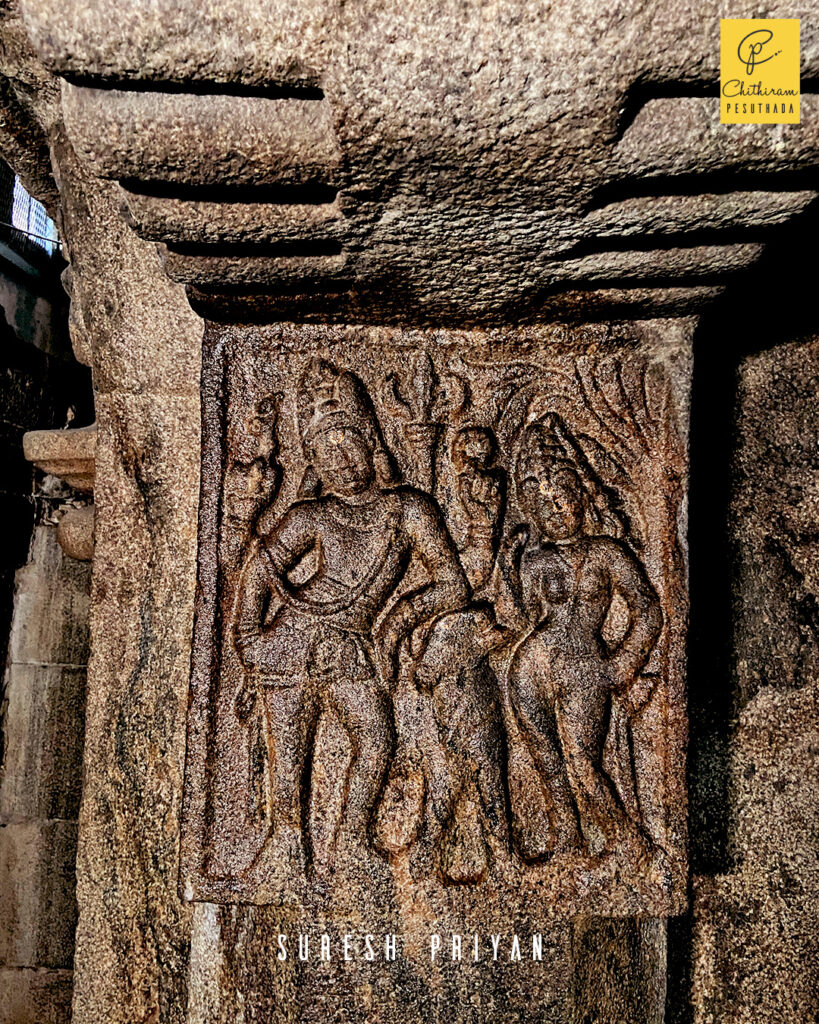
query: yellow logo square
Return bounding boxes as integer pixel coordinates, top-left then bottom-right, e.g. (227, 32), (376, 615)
(721, 19), (800, 124)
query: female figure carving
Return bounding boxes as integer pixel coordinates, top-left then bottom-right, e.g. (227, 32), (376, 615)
(499, 413), (662, 861)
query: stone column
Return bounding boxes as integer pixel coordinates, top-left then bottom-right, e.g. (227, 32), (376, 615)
(44, 134), (204, 1024)
(686, 327), (819, 1024)
(0, 524), (90, 1024)
(1, 3), (818, 1023)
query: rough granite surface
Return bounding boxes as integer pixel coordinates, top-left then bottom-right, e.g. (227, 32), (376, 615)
(0, 1), (816, 1022)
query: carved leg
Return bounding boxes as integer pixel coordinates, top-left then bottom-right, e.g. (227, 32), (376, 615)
(440, 785), (489, 885)
(328, 672), (392, 853)
(259, 679), (319, 871)
(554, 675), (641, 853)
(509, 658), (581, 856)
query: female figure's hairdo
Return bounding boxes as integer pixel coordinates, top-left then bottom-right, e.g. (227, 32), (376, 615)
(514, 412), (628, 540)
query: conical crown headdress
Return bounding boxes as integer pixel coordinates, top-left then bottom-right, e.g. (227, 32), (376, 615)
(296, 358), (399, 493)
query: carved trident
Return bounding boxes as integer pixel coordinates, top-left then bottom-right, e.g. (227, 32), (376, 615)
(383, 351), (450, 493)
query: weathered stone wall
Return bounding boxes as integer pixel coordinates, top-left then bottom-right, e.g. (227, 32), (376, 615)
(687, 330), (819, 1024)
(0, 524), (91, 1024)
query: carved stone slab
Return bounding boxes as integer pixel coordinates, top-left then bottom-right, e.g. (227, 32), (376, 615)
(182, 320), (690, 918)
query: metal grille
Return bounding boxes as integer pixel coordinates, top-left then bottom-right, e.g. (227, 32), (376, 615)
(0, 158), (62, 270)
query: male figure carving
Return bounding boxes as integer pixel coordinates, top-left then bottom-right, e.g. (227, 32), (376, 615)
(232, 359), (469, 877)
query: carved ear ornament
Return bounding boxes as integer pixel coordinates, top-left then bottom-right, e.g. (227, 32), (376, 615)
(250, 393), (282, 428)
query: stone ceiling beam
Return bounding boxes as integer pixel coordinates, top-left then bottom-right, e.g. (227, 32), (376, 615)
(11, 0), (817, 321)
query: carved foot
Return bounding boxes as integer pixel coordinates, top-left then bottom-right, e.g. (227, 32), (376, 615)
(507, 746), (557, 862)
(246, 825), (307, 900)
(441, 796), (489, 885)
(373, 749), (425, 855)
(611, 830), (656, 874)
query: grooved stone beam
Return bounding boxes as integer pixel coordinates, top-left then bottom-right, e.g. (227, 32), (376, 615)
(539, 285), (727, 317)
(62, 84), (341, 188)
(20, 0), (332, 87)
(584, 191), (819, 239)
(162, 251), (349, 287)
(27, 2), (816, 318)
(551, 242), (765, 285)
(615, 97), (819, 181)
(121, 192), (344, 246)
(18, 0), (819, 90)
(187, 284), (728, 323)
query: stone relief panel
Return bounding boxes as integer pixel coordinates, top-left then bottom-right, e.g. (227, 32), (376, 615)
(182, 322), (689, 916)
